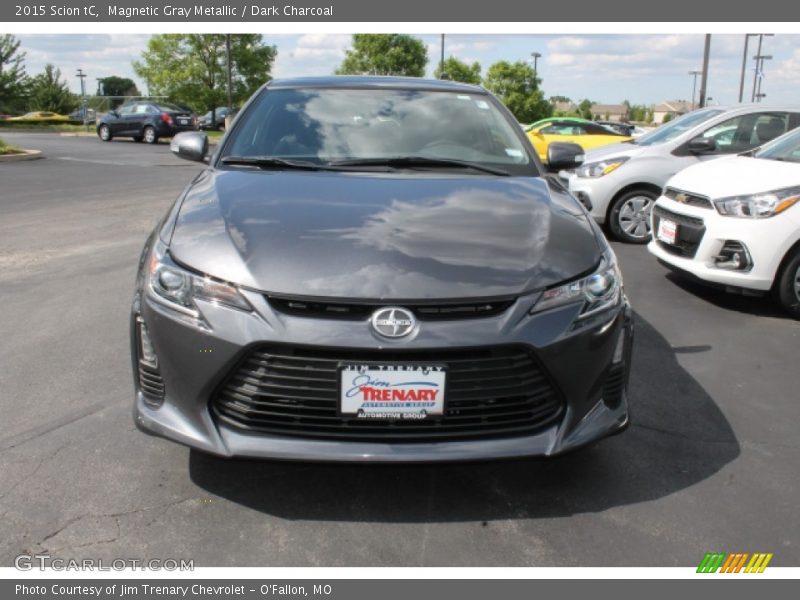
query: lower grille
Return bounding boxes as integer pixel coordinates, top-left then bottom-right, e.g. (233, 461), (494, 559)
(213, 345), (564, 442)
(138, 361), (165, 401)
(602, 365), (626, 409)
(653, 205), (706, 258)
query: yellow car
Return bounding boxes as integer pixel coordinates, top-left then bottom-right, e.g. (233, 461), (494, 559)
(526, 118), (632, 163)
(7, 111), (70, 122)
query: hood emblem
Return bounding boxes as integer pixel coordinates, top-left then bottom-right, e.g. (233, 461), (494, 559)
(370, 307), (416, 338)
(675, 193), (689, 203)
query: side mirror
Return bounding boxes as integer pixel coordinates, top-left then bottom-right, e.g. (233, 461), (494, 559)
(687, 136), (716, 154)
(170, 131), (209, 163)
(547, 141), (585, 171)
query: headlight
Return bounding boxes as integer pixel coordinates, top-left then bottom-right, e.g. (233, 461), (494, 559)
(714, 186), (800, 218)
(147, 240), (252, 317)
(576, 156), (629, 178)
(530, 249), (622, 319)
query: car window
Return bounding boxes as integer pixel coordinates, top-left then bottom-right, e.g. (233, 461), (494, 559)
(118, 105), (135, 116)
(634, 108), (725, 146)
(701, 112), (788, 153)
(134, 104), (150, 114)
(754, 126), (800, 163)
(223, 88), (537, 175)
(156, 103), (185, 112)
(540, 124), (586, 136)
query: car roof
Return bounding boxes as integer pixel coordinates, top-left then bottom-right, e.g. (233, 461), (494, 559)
(266, 75), (486, 94)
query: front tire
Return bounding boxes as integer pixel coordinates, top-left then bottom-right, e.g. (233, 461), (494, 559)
(98, 124), (112, 142)
(774, 247), (800, 319)
(608, 188), (657, 244)
(143, 126), (157, 144)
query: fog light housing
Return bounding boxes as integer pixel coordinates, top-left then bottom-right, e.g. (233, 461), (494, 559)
(711, 241), (753, 271)
(136, 317), (165, 406)
(575, 191), (592, 211)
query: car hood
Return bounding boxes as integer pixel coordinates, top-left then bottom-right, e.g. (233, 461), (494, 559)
(168, 169), (602, 300)
(667, 155), (800, 198)
(582, 141), (646, 163)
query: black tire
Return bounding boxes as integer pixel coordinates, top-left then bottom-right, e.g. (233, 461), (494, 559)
(133, 136), (143, 143)
(608, 188), (658, 244)
(143, 126), (157, 144)
(773, 247), (800, 319)
(97, 124), (112, 142)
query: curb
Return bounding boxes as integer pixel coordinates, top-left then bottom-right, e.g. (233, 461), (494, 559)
(0, 149), (43, 162)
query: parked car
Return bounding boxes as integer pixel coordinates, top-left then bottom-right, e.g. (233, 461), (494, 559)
(563, 105), (800, 243)
(7, 111), (69, 122)
(198, 106), (237, 130)
(596, 121), (635, 136)
(130, 76), (633, 462)
(68, 107), (97, 122)
(526, 117), (631, 164)
(648, 126), (800, 317)
(96, 101), (196, 144)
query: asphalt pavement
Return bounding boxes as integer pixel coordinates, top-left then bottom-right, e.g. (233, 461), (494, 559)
(0, 132), (798, 567)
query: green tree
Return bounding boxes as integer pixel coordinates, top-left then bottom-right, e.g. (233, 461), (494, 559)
(482, 61), (551, 123)
(337, 34), (427, 77)
(98, 76), (140, 97)
(577, 99), (594, 120)
(0, 34), (29, 113)
(434, 56), (481, 85)
(549, 95), (571, 103)
(28, 64), (75, 114)
(133, 34), (277, 113)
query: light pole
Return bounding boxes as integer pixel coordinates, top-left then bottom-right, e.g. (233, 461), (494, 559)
(689, 70), (702, 109)
(738, 34), (758, 102)
(75, 68), (87, 125)
(698, 34), (711, 109)
(751, 34), (773, 102)
(530, 52), (542, 78)
(754, 54), (772, 102)
(440, 34), (445, 79)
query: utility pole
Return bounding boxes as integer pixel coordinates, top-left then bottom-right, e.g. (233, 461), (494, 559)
(439, 34), (445, 78)
(689, 70), (702, 109)
(751, 34), (772, 102)
(226, 34), (233, 111)
(531, 52), (542, 79)
(738, 34), (756, 102)
(75, 68), (87, 126)
(698, 35), (711, 109)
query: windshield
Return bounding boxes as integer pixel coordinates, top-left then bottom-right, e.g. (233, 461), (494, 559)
(221, 88), (537, 175)
(754, 127), (800, 163)
(634, 108), (726, 146)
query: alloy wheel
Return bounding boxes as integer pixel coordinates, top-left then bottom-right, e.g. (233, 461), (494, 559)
(617, 195), (654, 240)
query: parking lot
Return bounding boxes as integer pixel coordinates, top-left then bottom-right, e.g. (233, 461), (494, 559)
(0, 131), (798, 567)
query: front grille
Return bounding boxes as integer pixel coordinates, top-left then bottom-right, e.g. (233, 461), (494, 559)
(653, 205), (706, 258)
(268, 296), (516, 321)
(664, 187), (713, 209)
(212, 344), (564, 442)
(138, 361), (165, 401)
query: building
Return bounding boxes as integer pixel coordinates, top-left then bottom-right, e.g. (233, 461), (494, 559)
(653, 100), (694, 124)
(590, 104), (629, 122)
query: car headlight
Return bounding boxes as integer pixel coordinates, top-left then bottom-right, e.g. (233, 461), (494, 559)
(530, 249), (622, 319)
(147, 240), (252, 317)
(714, 186), (800, 218)
(576, 157), (629, 178)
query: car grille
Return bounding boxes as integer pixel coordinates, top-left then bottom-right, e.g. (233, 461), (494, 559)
(138, 362), (165, 402)
(212, 344), (564, 442)
(653, 205), (706, 258)
(663, 187), (713, 209)
(268, 296), (516, 321)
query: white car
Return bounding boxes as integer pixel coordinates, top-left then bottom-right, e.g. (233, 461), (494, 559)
(564, 105), (800, 243)
(648, 126), (800, 317)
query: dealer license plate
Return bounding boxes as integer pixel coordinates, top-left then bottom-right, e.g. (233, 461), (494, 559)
(339, 363), (446, 420)
(178, 118), (189, 126)
(657, 218), (678, 245)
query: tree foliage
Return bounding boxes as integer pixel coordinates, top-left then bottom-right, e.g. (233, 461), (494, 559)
(434, 56), (481, 85)
(483, 61), (551, 123)
(133, 34), (277, 112)
(577, 99), (594, 120)
(99, 76), (140, 97)
(337, 34), (427, 77)
(28, 64), (75, 114)
(0, 34), (29, 113)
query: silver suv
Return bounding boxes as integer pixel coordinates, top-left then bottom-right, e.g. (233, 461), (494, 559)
(563, 105), (800, 243)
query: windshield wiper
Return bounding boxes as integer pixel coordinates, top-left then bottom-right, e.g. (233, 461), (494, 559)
(329, 156), (510, 176)
(220, 156), (332, 171)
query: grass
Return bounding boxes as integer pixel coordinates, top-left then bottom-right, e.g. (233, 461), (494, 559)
(0, 136), (23, 155)
(0, 121), (90, 132)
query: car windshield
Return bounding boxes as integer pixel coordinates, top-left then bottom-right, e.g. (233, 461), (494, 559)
(634, 108), (726, 146)
(221, 87), (536, 175)
(753, 127), (800, 163)
(156, 103), (185, 112)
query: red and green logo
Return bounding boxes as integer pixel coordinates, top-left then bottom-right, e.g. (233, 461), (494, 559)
(697, 552), (773, 573)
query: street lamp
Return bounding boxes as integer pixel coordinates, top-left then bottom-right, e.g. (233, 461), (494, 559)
(75, 68), (87, 125)
(530, 52), (542, 78)
(754, 54), (773, 103)
(751, 34), (773, 102)
(738, 34), (758, 102)
(689, 70), (702, 109)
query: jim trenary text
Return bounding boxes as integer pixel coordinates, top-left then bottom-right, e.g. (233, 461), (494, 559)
(16, 584), (334, 598)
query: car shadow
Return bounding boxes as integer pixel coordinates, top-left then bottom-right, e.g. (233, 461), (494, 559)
(664, 271), (786, 318)
(188, 312), (739, 522)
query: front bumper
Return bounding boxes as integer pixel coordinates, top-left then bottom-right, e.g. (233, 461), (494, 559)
(647, 196), (796, 292)
(564, 171), (621, 224)
(131, 286), (633, 462)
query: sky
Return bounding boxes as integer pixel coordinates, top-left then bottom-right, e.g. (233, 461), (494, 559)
(13, 33), (800, 106)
